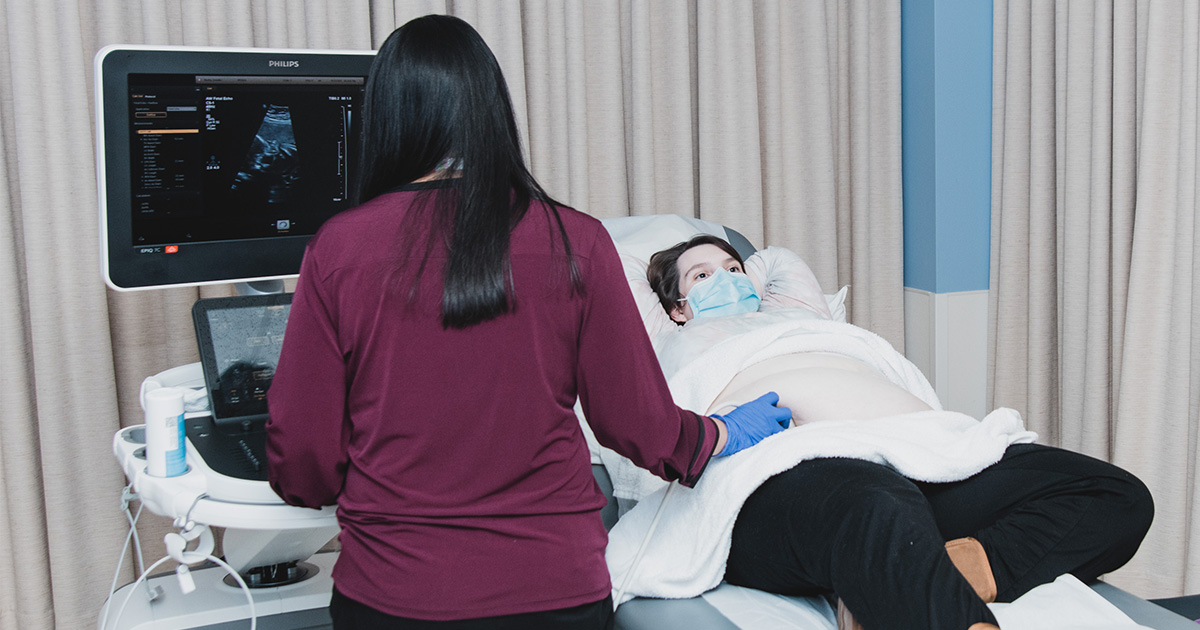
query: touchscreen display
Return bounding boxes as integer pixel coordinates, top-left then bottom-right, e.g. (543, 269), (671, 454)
(203, 301), (291, 420)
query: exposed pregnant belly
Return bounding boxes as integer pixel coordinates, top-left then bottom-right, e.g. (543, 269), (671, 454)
(706, 352), (933, 425)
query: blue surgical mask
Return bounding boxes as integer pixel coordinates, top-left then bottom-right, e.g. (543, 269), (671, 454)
(680, 269), (761, 319)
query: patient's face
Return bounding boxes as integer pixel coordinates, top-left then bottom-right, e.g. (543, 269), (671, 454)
(671, 244), (747, 323)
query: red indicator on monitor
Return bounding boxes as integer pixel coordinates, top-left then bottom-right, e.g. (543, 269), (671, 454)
(165, 245), (179, 253)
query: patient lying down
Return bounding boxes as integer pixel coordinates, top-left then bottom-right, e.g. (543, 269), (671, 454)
(620, 234), (1153, 630)
(645, 235), (930, 424)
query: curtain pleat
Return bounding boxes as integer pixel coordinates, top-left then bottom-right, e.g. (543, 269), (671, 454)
(835, 0), (903, 344)
(625, 0), (698, 218)
(1, 0), (128, 627)
(0, 2), (903, 627)
(991, 0), (1062, 445)
(0, 4), (42, 630)
(1056, 1), (1117, 456)
(517, 2), (586, 205)
(695, 0), (765, 239)
(1115, 0), (1200, 596)
(0, 8), (50, 620)
(756, 1), (839, 294)
(992, 0), (1200, 596)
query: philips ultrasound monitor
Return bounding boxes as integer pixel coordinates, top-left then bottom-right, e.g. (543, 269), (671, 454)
(96, 45), (374, 291)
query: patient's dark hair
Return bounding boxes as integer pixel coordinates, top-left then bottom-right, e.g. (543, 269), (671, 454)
(647, 234), (745, 324)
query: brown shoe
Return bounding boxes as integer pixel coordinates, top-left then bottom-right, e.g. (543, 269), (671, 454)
(836, 538), (997, 630)
(836, 598), (863, 630)
(946, 537), (998, 603)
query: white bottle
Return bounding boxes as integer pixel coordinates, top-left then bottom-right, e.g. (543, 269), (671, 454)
(144, 387), (186, 477)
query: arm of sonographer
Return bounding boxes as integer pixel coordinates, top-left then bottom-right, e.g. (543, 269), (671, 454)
(265, 245), (349, 508)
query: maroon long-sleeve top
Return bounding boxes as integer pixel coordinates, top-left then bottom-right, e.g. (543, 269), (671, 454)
(266, 182), (717, 620)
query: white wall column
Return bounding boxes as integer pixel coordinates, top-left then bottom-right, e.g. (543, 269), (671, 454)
(904, 287), (989, 419)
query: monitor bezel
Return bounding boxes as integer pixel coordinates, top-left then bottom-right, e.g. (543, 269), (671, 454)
(95, 44), (375, 291)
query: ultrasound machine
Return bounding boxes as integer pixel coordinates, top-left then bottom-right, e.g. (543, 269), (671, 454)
(96, 45), (373, 630)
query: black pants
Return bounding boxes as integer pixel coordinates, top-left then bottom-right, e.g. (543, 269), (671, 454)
(724, 444), (1153, 630)
(329, 588), (614, 630)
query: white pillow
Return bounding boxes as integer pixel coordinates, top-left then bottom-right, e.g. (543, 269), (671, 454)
(825, 285), (849, 323)
(600, 214), (728, 264)
(600, 214), (846, 323)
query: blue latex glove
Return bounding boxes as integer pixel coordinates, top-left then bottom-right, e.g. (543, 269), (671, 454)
(711, 392), (792, 456)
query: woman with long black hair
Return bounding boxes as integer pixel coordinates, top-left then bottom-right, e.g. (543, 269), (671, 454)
(265, 15), (790, 630)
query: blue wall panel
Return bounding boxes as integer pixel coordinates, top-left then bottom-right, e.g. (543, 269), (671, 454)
(901, 0), (992, 294)
(902, 0), (938, 292)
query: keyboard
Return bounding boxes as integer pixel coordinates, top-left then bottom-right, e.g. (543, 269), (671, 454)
(185, 414), (269, 482)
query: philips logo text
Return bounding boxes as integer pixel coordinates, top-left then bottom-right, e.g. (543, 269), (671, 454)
(269, 60), (300, 68)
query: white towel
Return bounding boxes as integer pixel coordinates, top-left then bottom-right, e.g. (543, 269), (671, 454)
(602, 314), (1037, 604)
(607, 408), (1035, 604)
(987, 575), (1154, 630)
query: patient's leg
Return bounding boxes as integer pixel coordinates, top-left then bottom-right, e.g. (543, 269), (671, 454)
(724, 458), (997, 630)
(914, 443), (1154, 602)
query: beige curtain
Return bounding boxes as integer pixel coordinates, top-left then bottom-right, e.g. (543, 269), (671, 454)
(0, 2), (901, 628)
(992, 0), (1200, 597)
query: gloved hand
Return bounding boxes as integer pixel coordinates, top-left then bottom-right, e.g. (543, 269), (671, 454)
(711, 392), (792, 456)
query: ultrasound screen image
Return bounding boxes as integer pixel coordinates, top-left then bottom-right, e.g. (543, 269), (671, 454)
(230, 105), (300, 205)
(127, 73), (362, 248)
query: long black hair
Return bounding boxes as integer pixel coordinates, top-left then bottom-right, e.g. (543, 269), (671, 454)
(355, 15), (578, 328)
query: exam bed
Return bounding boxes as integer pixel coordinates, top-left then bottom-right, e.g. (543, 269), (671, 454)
(596, 215), (1195, 630)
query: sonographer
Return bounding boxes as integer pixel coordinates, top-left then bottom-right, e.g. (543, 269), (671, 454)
(264, 15), (790, 630)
